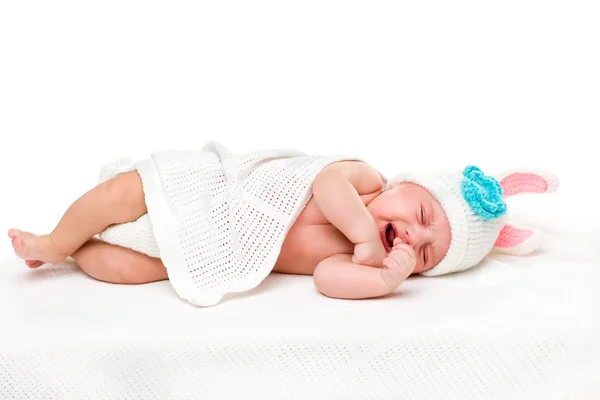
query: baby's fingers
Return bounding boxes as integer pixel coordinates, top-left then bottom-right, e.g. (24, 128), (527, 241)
(383, 257), (397, 269)
(382, 253), (415, 289)
(392, 243), (415, 258)
(389, 246), (416, 268)
(384, 254), (407, 271)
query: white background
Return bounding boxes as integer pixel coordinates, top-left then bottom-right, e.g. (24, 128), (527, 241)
(1, 1), (599, 244)
(1, 2), (599, 397)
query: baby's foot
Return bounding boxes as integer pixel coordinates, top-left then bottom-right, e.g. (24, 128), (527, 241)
(8, 229), (68, 268)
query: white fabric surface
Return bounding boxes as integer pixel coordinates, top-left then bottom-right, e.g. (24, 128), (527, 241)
(1, 191), (600, 399)
(97, 141), (360, 307)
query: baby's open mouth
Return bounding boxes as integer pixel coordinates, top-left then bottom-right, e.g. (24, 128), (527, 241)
(385, 223), (396, 249)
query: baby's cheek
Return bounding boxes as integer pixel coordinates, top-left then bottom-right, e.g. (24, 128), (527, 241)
(413, 261), (429, 274)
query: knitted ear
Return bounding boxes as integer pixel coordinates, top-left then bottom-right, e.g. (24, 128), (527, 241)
(495, 169), (559, 198)
(493, 223), (543, 255)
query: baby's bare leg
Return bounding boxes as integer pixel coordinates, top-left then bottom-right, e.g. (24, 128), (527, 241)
(72, 239), (167, 284)
(8, 171), (147, 268)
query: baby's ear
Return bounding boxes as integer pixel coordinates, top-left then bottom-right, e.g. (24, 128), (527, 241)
(495, 168), (559, 198)
(493, 223), (543, 255)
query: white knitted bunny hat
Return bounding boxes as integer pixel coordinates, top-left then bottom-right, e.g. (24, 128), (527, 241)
(384, 165), (559, 276)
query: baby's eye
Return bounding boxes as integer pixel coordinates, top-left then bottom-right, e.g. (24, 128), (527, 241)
(420, 205), (425, 225)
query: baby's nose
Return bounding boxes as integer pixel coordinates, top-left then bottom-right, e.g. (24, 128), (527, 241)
(406, 226), (425, 247)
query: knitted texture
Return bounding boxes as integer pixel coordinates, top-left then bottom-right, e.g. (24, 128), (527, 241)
(2, 241), (599, 400)
(99, 214), (160, 258)
(493, 223), (543, 256)
(497, 169), (559, 197)
(495, 225), (534, 249)
(386, 167), (506, 276)
(385, 166), (558, 276)
(500, 172), (547, 196)
(98, 157), (161, 258)
(97, 141), (359, 307)
(461, 165), (506, 220)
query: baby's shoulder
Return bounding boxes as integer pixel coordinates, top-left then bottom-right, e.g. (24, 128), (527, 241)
(322, 160), (385, 194)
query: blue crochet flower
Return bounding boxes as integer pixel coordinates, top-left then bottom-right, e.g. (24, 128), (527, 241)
(461, 165), (506, 220)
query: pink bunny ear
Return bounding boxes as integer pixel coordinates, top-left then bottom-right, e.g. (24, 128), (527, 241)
(495, 169), (559, 198)
(493, 223), (543, 255)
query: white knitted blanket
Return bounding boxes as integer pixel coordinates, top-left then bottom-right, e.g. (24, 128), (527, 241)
(97, 141), (359, 307)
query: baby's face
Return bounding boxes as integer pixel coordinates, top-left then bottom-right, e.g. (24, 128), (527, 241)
(367, 182), (451, 274)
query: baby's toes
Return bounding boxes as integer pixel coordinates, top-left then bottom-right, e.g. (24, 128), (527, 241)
(26, 260), (44, 268)
(12, 235), (25, 253)
(11, 233), (34, 261)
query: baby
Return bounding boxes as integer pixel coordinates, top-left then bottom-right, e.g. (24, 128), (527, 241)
(8, 141), (558, 306)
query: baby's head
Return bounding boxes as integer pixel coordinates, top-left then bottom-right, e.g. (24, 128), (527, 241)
(367, 165), (559, 276)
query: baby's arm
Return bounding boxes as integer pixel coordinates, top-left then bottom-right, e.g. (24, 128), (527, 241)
(314, 239), (416, 300)
(313, 254), (393, 299)
(312, 161), (383, 247)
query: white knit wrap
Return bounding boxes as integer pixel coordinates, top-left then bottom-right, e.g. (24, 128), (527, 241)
(385, 169), (506, 277)
(97, 141), (359, 307)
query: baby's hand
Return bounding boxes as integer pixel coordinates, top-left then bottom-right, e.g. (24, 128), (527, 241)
(352, 240), (387, 268)
(381, 238), (416, 289)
